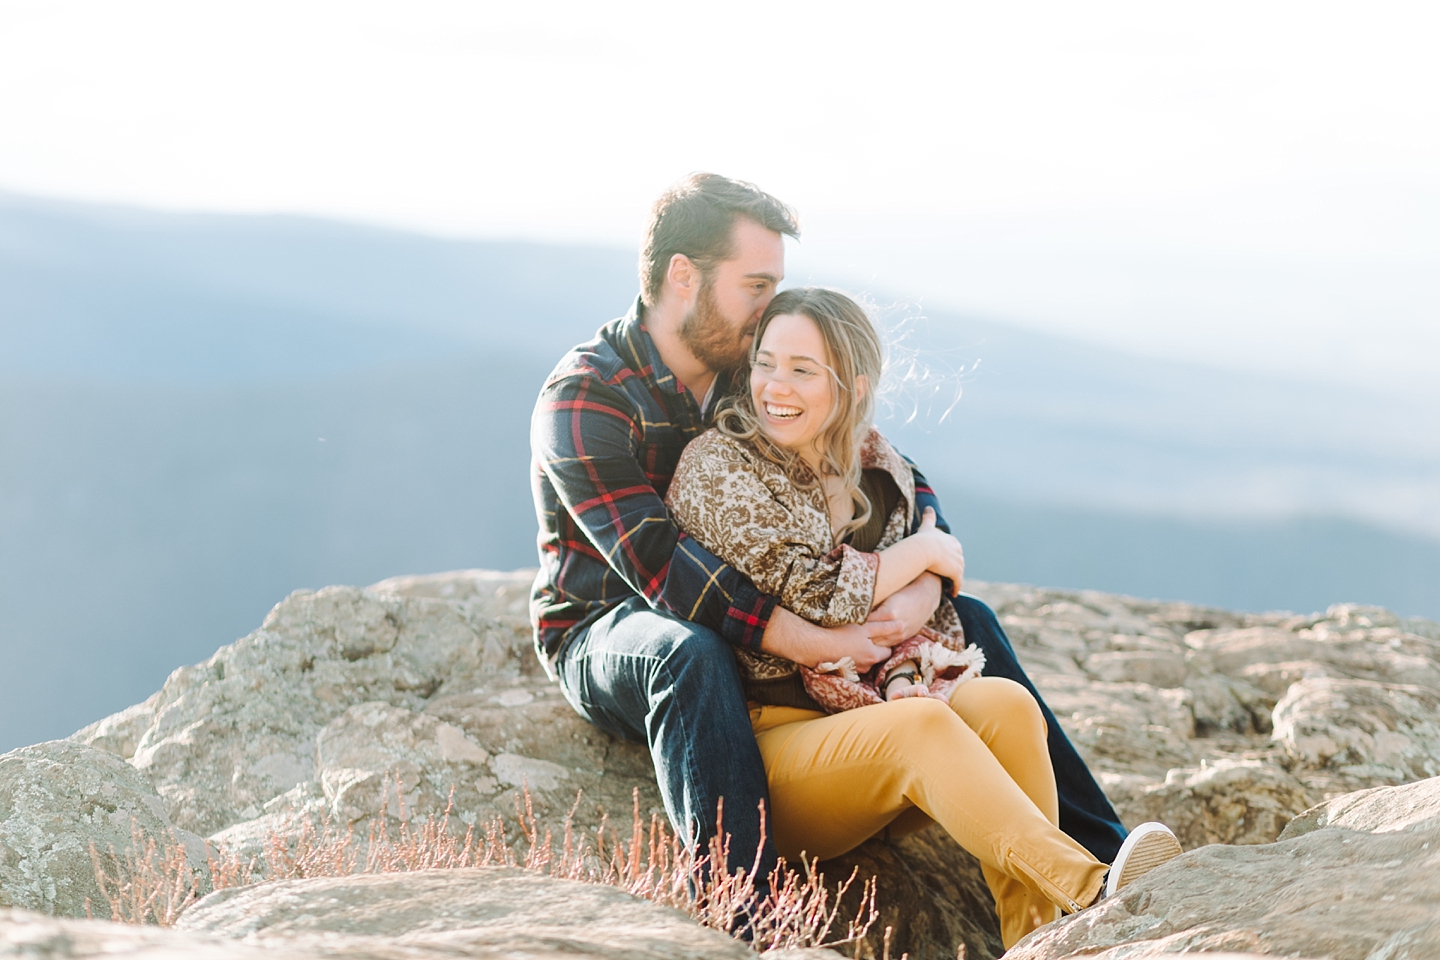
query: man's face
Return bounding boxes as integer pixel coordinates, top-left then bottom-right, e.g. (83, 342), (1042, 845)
(679, 217), (785, 373)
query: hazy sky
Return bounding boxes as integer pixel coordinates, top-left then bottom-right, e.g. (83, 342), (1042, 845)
(3, 0), (1437, 391)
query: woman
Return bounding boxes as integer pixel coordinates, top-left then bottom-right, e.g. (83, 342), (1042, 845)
(666, 287), (1181, 948)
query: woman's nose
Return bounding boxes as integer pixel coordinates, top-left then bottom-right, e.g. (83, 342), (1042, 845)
(764, 380), (795, 398)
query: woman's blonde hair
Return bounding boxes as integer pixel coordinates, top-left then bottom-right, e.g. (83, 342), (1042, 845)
(715, 287), (883, 540)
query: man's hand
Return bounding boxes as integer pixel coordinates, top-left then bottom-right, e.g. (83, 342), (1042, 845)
(761, 606), (901, 671)
(867, 572), (944, 643)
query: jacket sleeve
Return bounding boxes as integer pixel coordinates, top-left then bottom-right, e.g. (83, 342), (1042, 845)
(667, 435), (879, 627)
(532, 373), (777, 650)
(900, 452), (956, 596)
(904, 455), (952, 534)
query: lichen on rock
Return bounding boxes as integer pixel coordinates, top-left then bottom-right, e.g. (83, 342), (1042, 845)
(0, 740), (203, 917)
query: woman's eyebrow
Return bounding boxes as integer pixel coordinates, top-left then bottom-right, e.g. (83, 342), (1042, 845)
(756, 348), (822, 363)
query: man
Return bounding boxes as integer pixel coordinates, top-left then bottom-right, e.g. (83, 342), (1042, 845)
(530, 173), (1126, 886)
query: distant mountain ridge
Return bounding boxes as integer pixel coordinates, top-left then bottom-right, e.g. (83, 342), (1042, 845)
(2, 191), (1438, 751)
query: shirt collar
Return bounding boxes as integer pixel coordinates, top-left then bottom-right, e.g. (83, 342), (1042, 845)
(626, 297), (685, 398)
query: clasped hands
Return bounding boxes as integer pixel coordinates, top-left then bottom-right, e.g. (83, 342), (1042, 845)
(761, 570), (955, 678)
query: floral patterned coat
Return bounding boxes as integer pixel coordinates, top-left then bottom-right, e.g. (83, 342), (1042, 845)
(666, 426), (983, 713)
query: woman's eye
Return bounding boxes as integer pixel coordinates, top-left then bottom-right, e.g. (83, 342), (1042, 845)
(753, 360), (775, 372)
(793, 367), (815, 379)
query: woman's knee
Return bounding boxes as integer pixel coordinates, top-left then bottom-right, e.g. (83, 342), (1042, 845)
(952, 677), (1047, 741)
(884, 696), (970, 749)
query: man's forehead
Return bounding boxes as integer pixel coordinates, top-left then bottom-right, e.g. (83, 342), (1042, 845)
(723, 218), (786, 276)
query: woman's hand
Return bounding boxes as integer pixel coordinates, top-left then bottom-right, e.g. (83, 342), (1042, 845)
(914, 507), (964, 594)
(886, 678), (931, 701)
(882, 659), (929, 701)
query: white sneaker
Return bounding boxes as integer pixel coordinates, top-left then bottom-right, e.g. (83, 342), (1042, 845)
(1104, 822), (1182, 898)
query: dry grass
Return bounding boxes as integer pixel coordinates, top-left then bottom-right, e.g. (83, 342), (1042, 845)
(92, 784), (889, 956)
(88, 822), (200, 927)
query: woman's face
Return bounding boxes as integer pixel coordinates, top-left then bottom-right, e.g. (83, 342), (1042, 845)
(750, 312), (836, 460)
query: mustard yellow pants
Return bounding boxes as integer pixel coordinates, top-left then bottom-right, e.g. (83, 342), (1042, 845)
(751, 676), (1106, 948)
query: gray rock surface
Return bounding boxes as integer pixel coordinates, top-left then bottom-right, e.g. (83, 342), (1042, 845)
(979, 584), (1440, 850)
(1004, 775), (1440, 960)
(0, 741), (201, 918)
(177, 867), (758, 960)
(0, 567), (1429, 960)
(1, 909), (292, 960)
(4, 882), (840, 960)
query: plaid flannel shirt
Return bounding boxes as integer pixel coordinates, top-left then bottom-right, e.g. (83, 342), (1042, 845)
(529, 299), (951, 671)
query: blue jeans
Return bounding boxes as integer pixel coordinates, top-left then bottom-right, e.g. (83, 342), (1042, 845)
(951, 593), (1128, 863)
(554, 596), (778, 881)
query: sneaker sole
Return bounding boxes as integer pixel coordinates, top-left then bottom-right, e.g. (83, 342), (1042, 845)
(1106, 823), (1182, 897)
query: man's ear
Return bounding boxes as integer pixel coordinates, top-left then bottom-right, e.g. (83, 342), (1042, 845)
(854, 374), (869, 402)
(666, 254), (698, 299)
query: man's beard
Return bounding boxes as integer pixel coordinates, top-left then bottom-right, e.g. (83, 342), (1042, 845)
(679, 277), (752, 374)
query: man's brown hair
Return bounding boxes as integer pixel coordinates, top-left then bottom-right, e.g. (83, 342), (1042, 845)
(639, 173), (800, 307)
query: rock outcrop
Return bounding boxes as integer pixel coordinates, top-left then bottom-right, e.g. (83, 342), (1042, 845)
(4, 867), (840, 959)
(0, 740), (203, 917)
(978, 582), (1440, 850)
(0, 568), (1435, 960)
(176, 868), (760, 960)
(1005, 775), (1440, 960)
(1, 910), (288, 960)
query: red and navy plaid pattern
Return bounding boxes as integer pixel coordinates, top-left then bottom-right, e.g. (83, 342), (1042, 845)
(530, 299), (952, 670)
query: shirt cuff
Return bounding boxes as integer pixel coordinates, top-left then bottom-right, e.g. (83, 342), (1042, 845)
(721, 581), (779, 653)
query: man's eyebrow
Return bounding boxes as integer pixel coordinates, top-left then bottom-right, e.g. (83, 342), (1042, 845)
(743, 272), (780, 283)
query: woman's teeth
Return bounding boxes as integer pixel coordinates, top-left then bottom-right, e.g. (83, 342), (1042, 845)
(765, 403), (802, 420)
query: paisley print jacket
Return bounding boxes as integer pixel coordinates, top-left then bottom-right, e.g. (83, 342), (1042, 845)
(666, 427), (983, 713)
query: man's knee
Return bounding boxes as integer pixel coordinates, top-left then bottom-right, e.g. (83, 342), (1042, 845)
(605, 609), (742, 706)
(652, 618), (737, 680)
(953, 594), (1029, 678)
(954, 593), (1004, 632)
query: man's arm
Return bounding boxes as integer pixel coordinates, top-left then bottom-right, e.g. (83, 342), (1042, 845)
(533, 373), (777, 649)
(901, 453), (959, 597)
(760, 605), (903, 671)
(907, 456), (952, 534)
(852, 454), (957, 642)
(869, 573), (946, 640)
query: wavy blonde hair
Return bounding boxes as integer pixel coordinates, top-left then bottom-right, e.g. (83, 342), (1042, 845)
(715, 287), (883, 540)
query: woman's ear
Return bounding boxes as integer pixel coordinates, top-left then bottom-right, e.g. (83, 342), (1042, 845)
(854, 374), (869, 402)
